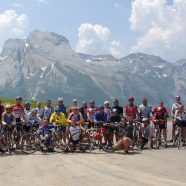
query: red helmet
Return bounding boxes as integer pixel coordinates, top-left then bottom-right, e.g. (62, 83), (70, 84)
(93, 133), (101, 140)
(128, 96), (134, 101)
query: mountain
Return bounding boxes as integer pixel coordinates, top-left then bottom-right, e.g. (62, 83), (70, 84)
(0, 30), (185, 107)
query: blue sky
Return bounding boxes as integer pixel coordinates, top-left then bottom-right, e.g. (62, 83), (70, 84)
(0, 0), (186, 61)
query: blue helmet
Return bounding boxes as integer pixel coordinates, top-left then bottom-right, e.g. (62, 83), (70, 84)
(25, 102), (31, 107)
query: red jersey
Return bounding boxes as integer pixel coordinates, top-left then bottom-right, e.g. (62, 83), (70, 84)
(153, 106), (168, 115)
(124, 105), (138, 120)
(12, 103), (24, 112)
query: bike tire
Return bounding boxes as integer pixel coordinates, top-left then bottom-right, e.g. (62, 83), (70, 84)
(20, 133), (40, 154)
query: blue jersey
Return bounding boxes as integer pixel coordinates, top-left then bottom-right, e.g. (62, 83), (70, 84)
(94, 112), (108, 122)
(43, 106), (54, 120)
(58, 105), (66, 114)
(3, 113), (14, 124)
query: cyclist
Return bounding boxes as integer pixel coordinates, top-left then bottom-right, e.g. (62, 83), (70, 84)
(37, 119), (54, 150)
(104, 100), (112, 121)
(140, 118), (153, 150)
(94, 106), (111, 146)
(24, 102), (31, 121)
(0, 99), (5, 123)
(1, 104), (16, 153)
(67, 99), (78, 116)
(12, 96), (24, 123)
(43, 100), (54, 121)
(153, 100), (168, 116)
(124, 96), (139, 123)
(24, 109), (41, 132)
(2, 104), (15, 132)
(109, 109), (121, 141)
(174, 105), (186, 146)
(67, 106), (84, 126)
(50, 106), (67, 133)
(113, 117), (134, 154)
(152, 107), (167, 147)
(112, 99), (123, 116)
(87, 100), (98, 128)
(171, 96), (183, 142)
(139, 98), (153, 122)
(35, 102), (44, 119)
(79, 101), (88, 123)
(66, 116), (85, 150)
(57, 98), (67, 115)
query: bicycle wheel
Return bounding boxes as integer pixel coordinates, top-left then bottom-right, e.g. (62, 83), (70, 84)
(20, 133), (40, 154)
(51, 132), (69, 153)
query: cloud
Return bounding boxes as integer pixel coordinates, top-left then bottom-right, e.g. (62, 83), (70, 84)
(34, 0), (48, 4)
(0, 10), (28, 49)
(76, 23), (125, 58)
(130, 0), (186, 61)
(13, 3), (24, 9)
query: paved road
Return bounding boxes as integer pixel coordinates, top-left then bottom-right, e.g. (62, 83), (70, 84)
(0, 124), (186, 186)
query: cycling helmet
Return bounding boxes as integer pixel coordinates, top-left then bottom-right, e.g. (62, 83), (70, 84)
(104, 100), (110, 105)
(5, 104), (12, 109)
(72, 99), (77, 103)
(25, 102), (31, 107)
(58, 98), (63, 102)
(157, 107), (162, 112)
(128, 96), (134, 101)
(175, 96), (180, 100)
(16, 96), (22, 101)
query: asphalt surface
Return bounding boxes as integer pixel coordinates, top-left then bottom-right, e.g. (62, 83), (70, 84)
(0, 123), (186, 186)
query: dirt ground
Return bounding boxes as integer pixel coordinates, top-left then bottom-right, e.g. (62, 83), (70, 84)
(0, 124), (186, 186)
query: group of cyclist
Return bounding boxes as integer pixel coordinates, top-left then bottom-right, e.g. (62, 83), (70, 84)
(0, 95), (185, 154)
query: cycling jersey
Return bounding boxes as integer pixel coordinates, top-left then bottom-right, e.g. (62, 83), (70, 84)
(124, 105), (138, 120)
(153, 106), (168, 116)
(139, 104), (152, 119)
(152, 113), (167, 125)
(104, 107), (112, 120)
(49, 112), (67, 126)
(112, 106), (123, 115)
(94, 112), (108, 122)
(26, 113), (41, 124)
(87, 106), (98, 122)
(69, 125), (81, 141)
(58, 105), (67, 114)
(43, 106), (54, 120)
(35, 107), (44, 118)
(12, 104), (24, 112)
(3, 113), (14, 124)
(171, 103), (182, 117)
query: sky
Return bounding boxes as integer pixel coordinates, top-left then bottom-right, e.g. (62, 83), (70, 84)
(0, 0), (186, 62)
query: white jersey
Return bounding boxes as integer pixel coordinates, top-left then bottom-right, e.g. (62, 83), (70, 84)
(175, 110), (186, 121)
(171, 103), (181, 117)
(35, 107), (44, 118)
(43, 106), (54, 120)
(139, 104), (152, 119)
(26, 113), (41, 124)
(69, 125), (81, 141)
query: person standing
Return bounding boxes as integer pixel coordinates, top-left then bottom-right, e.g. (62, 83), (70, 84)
(170, 96), (183, 142)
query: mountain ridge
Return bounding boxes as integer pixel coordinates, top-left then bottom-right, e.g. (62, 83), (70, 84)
(0, 30), (185, 107)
